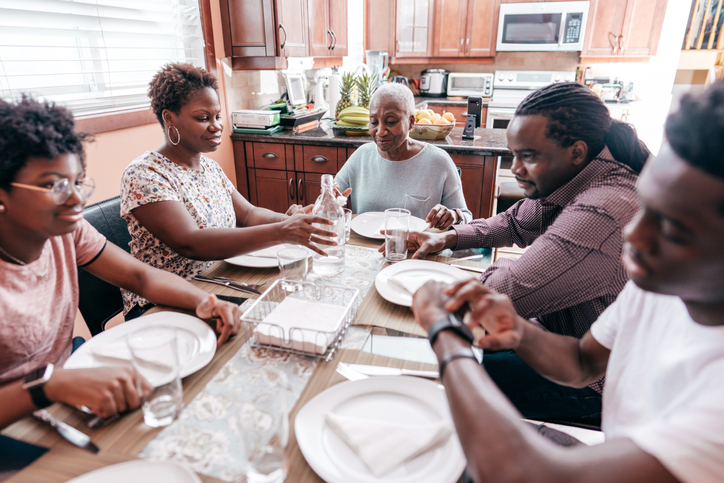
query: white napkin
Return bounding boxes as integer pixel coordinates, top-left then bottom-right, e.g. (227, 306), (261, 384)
(247, 244), (286, 258)
(325, 412), (453, 477)
(254, 297), (347, 354)
(377, 217), (408, 236)
(90, 342), (172, 371)
(388, 271), (451, 295)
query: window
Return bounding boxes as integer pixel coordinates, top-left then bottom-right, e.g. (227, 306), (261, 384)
(0, 0), (206, 118)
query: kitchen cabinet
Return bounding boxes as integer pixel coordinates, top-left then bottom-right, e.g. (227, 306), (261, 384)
(395, 0), (435, 57)
(219, 0), (346, 69)
(433, 0), (500, 58)
(308, 0), (348, 57)
(581, 0), (668, 61)
(450, 153), (497, 220)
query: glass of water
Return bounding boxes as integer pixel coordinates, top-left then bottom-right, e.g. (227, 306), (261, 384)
(342, 208), (352, 242)
(126, 327), (182, 428)
(384, 208), (411, 263)
(243, 392), (289, 483)
(277, 247), (309, 291)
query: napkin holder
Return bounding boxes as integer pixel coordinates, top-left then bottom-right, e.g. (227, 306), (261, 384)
(241, 280), (359, 361)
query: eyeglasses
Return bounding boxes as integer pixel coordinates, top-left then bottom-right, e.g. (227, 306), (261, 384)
(10, 178), (96, 205)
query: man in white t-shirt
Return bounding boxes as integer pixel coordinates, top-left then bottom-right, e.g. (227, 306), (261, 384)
(410, 82), (724, 482)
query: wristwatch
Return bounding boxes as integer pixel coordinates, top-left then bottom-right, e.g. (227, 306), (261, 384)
(23, 363), (54, 409)
(453, 208), (465, 225)
(428, 313), (474, 347)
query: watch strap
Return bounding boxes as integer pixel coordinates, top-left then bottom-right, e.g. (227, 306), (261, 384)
(428, 314), (474, 347)
(439, 348), (478, 378)
(27, 384), (53, 409)
(453, 208), (465, 225)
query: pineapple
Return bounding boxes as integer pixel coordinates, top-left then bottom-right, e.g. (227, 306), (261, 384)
(356, 73), (378, 110)
(335, 72), (357, 120)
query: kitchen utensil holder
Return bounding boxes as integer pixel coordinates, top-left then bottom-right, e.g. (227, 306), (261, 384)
(241, 280), (359, 362)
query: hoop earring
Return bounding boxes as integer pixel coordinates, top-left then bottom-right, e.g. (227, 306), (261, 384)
(168, 125), (181, 146)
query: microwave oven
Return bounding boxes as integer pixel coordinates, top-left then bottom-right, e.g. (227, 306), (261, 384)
(447, 73), (494, 98)
(496, 1), (589, 52)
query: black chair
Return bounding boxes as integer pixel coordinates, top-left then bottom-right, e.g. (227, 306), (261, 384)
(77, 196), (132, 336)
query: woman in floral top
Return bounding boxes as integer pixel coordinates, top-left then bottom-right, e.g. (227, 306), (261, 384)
(121, 64), (335, 317)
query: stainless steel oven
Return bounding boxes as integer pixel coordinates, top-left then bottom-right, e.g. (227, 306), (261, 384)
(486, 107), (516, 130)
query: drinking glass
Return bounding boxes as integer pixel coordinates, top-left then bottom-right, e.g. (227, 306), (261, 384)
(277, 248), (308, 292)
(384, 208), (410, 263)
(126, 327), (182, 428)
(342, 208), (352, 242)
(243, 392), (289, 483)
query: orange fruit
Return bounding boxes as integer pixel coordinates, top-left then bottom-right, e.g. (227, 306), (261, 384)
(431, 113), (442, 122)
(443, 112), (455, 123)
(433, 118), (450, 125)
(417, 118), (432, 124)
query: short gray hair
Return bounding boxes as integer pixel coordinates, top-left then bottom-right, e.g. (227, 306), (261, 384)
(370, 83), (415, 117)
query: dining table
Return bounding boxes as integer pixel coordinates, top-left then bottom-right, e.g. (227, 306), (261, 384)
(1, 226), (491, 483)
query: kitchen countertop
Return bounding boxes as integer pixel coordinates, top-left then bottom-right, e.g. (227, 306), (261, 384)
(230, 122), (510, 156)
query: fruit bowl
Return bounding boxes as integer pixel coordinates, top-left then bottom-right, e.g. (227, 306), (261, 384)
(410, 123), (454, 140)
(328, 122), (369, 136)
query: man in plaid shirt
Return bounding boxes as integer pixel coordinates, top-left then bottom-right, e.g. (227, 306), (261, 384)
(408, 83), (650, 421)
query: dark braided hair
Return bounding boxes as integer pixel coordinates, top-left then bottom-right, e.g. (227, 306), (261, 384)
(665, 80), (724, 180)
(148, 63), (219, 126)
(0, 96), (91, 190)
(516, 82), (650, 173)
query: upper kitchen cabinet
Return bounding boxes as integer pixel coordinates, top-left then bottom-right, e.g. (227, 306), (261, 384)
(395, 0), (435, 58)
(581, 0), (668, 62)
(308, 0), (348, 57)
(433, 0), (500, 58)
(219, 0), (346, 70)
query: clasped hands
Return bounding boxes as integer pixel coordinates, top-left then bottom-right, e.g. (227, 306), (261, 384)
(412, 279), (525, 351)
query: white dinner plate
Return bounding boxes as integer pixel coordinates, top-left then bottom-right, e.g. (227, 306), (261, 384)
(225, 244), (311, 268)
(375, 259), (473, 307)
(295, 376), (465, 483)
(67, 460), (201, 483)
(350, 212), (429, 240)
(64, 312), (216, 379)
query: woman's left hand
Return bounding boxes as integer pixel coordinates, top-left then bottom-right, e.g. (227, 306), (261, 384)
(425, 204), (457, 230)
(285, 204), (315, 216)
(195, 294), (242, 346)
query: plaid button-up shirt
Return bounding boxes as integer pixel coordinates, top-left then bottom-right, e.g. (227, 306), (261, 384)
(453, 148), (639, 392)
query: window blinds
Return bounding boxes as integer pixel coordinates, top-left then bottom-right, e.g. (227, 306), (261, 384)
(0, 0), (205, 116)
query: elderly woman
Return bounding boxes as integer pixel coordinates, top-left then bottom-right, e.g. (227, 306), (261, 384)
(335, 83), (472, 229)
(0, 96), (241, 428)
(121, 63), (334, 319)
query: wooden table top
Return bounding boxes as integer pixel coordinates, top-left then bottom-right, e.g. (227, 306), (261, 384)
(4, 232), (487, 482)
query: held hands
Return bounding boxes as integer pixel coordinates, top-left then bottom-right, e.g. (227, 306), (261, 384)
(426, 204), (457, 230)
(196, 294), (243, 347)
(278, 212), (338, 257)
(43, 367), (153, 418)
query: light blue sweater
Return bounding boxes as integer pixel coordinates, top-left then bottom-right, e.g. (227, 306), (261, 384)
(335, 142), (472, 223)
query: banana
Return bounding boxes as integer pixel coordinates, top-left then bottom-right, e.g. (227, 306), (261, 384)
(339, 115), (370, 124)
(336, 119), (367, 127)
(338, 106), (370, 117)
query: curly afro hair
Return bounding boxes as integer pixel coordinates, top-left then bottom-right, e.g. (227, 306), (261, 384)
(665, 81), (724, 180)
(0, 96), (91, 190)
(148, 63), (219, 126)
(516, 82), (650, 173)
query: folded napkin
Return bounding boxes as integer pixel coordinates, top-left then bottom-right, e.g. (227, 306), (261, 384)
(90, 342), (173, 371)
(325, 412), (453, 477)
(388, 271), (451, 295)
(377, 217), (409, 236)
(254, 297), (347, 354)
(247, 244), (286, 259)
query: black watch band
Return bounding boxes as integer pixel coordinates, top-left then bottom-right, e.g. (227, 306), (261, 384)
(27, 384), (53, 409)
(428, 313), (475, 347)
(439, 347), (478, 378)
(23, 364), (54, 409)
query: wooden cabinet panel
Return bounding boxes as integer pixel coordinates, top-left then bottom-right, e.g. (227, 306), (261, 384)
(449, 153), (497, 219)
(248, 169), (295, 213)
(366, 0), (394, 53)
(466, 0), (499, 57)
(619, 0), (667, 57)
(301, 145), (339, 173)
(433, 0), (466, 57)
(583, 0), (626, 57)
(250, 142), (287, 170)
(233, 141), (249, 199)
(308, 0), (330, 57)
(395, 0), (434, 57)
(224, 0), (275, 57)
(328, 0), (348, 55)
(277, 0), (308, 57)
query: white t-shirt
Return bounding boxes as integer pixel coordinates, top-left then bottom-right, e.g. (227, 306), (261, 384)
(591, 281), (724, 483)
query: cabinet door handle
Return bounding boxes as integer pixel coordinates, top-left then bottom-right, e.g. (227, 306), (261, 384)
(618, 35), (624, 54)
(311, 155), (328, 163)
(330, 29), (337, 50)
(327, 30), (333, 49)
(460, 38), (463, 53)
(396, 39), (400, 54)
(466, 38), (470, 54)
(298, 179), (304, 203)
(289, 177), (295, 200)
(609, 32), (618, 55)
(279, 23), (287, 50)
(262, 152), (278, 159)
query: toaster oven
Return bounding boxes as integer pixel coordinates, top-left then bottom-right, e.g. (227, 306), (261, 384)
(447, 73), (494, 98)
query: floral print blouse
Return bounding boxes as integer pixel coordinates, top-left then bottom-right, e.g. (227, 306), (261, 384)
(120, 151), (236, 314)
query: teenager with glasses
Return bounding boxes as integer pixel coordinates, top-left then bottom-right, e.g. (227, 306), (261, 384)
(0, 96), (243, 429)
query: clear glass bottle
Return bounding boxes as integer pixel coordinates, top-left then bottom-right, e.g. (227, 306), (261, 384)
(311, 174), (345, 275)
